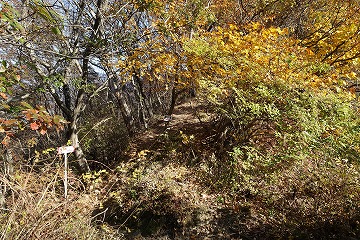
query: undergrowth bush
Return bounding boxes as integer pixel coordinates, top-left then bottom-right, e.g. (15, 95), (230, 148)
(201, 74), (360, 239)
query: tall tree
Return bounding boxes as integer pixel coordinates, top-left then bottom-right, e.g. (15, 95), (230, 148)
(1, 0), (113, 171)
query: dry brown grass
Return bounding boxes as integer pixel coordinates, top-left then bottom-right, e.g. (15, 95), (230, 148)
(0, 164), (121, 240)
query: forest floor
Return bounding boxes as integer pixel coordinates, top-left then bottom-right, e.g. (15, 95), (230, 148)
(86, 99), (265, 240)
(1, 99), (358, 240)
(87, 98), (359, 240)
(93, 98), (358, 240)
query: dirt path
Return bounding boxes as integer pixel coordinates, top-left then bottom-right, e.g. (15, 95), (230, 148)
(126, 100), (211, 158)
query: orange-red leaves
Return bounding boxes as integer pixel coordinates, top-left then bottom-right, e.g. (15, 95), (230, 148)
(0, 104), (66, 145)
(30, 121), (40, 130)
(0, 92), (8, 100)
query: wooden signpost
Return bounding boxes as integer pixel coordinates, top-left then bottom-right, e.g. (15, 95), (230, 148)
(57, 146), (75, 199)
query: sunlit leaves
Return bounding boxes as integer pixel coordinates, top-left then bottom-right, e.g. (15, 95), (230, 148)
(210, 0), (360, 79)
(300, 0), (360, 67)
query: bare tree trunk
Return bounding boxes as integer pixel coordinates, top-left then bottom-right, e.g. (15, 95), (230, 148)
(168, 86), (178, 116)
(67, 89), (90, 172)
(68, 0), (108, 171)
(0, 182), (5, 208)
(132, 77), (148, 129)
(69, 127), (89, 172)
(117, 88), (135, 135)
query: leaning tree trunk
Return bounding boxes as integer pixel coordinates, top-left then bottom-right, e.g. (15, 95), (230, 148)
(116, 87), (135, 135)
(133, 73), (154, 127)
(106, 64), (136, 135)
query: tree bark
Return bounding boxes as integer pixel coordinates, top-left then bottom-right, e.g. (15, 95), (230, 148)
(66, 0), (108, 172)
(134, 73), (153, 118)
(67, 89), (89, 172)
(108, 76), (135, 135)
(168, 86), (178, 116)
(132, 76), (148, 129)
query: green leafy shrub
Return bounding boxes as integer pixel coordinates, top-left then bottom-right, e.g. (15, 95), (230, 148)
(184, 23), (360, 238)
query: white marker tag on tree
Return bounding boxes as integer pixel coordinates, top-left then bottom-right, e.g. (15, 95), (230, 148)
(57, 146), (75, 154)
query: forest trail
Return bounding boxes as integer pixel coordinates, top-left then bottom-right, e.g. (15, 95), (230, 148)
(126, 99), (212, 158)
